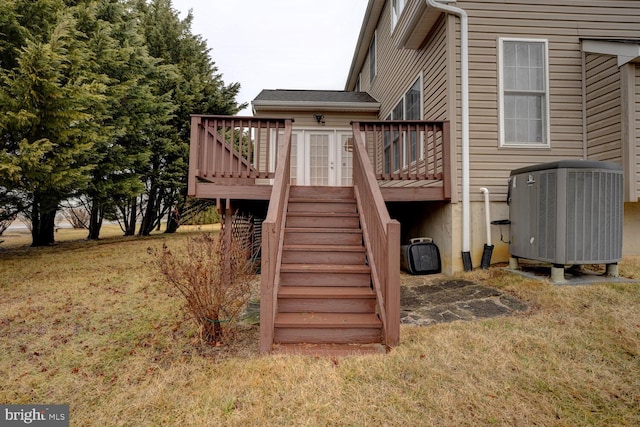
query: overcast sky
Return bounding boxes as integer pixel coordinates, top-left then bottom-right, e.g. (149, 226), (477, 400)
(171, 0), (370, 115)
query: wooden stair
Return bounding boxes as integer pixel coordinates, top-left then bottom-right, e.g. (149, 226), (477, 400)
(272, 186), (384, 356)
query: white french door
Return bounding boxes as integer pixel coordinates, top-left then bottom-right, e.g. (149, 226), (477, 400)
(289, 130), (353, 186)
(307, 132), (332, 185)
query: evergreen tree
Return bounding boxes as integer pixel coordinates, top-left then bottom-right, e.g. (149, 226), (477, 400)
(132, 0), (245, 236)
(0, 8), (106, 246)
(75, 0), (174, 240)
(0, 0), (246, 243)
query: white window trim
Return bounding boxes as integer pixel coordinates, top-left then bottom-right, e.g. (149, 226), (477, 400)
(498, 37), (551, 148)
(391, 0), (406, 31)
(369, 31), (377, 84)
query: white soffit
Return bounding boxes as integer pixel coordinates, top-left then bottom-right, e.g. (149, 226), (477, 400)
(397, 1), (443, 49)
(581, 39), (640, 67)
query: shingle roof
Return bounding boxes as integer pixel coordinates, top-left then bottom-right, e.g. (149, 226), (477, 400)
(253, 89), (378, 104)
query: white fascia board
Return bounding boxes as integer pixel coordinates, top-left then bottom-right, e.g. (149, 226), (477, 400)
(345, 0), (386, 90)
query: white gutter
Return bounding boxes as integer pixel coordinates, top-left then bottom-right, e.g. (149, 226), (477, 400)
(425, 0), (471, 269)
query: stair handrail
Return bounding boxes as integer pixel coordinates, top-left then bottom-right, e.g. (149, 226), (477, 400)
(351, 122), (401, 348)
(259, 119), (293, 353)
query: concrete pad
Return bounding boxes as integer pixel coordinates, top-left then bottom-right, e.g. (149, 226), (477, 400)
(505, 264), (640, 285)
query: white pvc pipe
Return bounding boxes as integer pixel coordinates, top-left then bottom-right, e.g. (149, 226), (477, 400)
(479, 187), (491, 246)
(426, 0), (470, 254)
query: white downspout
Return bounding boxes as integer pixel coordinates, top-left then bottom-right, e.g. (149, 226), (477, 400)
(479, 187), (491, 246)
(425, 0), (471, 270)
(479, 187), (494, 269)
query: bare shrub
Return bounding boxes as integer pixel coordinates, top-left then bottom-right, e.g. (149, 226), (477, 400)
(61, 204), (90, 229)
(18, 214), (32, 231)
(0, 216), (15, 236)
(152, 222), (256, 344)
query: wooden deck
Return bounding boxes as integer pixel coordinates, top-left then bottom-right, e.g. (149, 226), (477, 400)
(187, 115), (451, 355)
(188, 116), (451, 203)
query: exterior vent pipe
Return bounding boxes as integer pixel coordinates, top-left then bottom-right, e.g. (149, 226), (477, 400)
(425, 0), (471, 271)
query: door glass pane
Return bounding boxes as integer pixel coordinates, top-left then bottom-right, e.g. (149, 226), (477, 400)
(309, 134), (329, 185)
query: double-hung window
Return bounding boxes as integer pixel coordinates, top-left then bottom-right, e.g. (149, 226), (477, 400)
(384, 77), (423, 173)
(499, 38), (550, 147)
(405, 78), (421, 163)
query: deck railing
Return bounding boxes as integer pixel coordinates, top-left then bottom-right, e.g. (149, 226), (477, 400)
(354, 120), (451, 199)
(188, 116), (290, 196)
(189, 116), (450, 200)
(259, 120), (293, 354)
(351, 122), (401, 348)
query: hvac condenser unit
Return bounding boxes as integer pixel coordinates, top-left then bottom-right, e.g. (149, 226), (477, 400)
(508, 160), (623, 267)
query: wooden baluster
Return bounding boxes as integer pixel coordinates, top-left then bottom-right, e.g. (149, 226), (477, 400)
(265, 121), (271, 178)
(255, 122), (262, 178)
(245, 119), (252, 178)
(421, 123), (428, 180)
(230, 120), (237, 177)
(401, 123), (406, 180)
(212, 119), (219, 178)
(202, 118), (209, 178)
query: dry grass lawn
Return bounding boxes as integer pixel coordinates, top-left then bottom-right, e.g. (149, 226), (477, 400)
(1, 225), (639, 426)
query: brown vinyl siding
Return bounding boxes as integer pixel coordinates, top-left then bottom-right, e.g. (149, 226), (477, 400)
(358, 1), (449, 177)
(353, 0), (639, 201)
(365, 4), (448, 122)
(585, 54), (622, 163)
(457, 0), (640, 201)
(636, 65), (640, 197)
(422, 18), (448, 121)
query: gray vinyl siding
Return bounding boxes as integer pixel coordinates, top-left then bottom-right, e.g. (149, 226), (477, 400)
(585, 54), (621, 163)
(457, 0), (640, 201)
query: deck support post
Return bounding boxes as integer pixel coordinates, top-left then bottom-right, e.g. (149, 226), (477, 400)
(222, 200), (233, 288)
